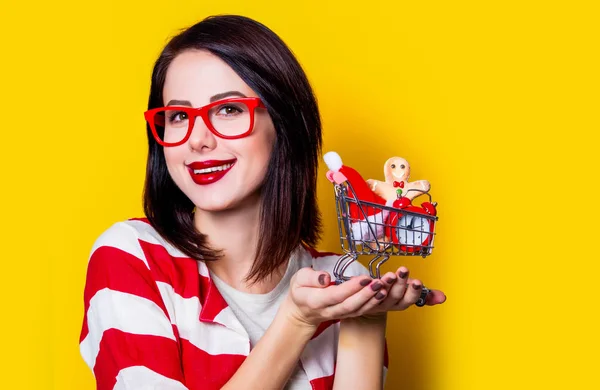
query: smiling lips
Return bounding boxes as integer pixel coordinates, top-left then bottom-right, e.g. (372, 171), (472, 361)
(186, 159), (236, 185)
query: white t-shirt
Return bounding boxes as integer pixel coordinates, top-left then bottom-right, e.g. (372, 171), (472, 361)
(209, 257), (312, 390)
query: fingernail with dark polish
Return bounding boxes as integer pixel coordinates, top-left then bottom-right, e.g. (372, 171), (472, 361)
(318, 274), (326, 286)
(371, 282), (383, 291)
(384, 277), (396, 284)
(375, 292), (385, 300)
(399, 271), (408, 279)
(360, 278), (372, 286)
(412, 283), (422, 290)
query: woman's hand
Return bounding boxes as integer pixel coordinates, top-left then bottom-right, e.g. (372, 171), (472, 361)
(279, 267), (390, 329)
(361, 266), (447, 316)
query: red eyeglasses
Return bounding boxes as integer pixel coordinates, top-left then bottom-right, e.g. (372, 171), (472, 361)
(144, 97), (266, 147)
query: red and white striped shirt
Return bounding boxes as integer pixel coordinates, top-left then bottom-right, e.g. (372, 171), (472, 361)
(79, 218), (388, 389)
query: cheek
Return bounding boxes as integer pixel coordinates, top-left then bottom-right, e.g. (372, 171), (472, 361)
(257, 133), (275, 169)
(240, 137), (274, 185)
(163, 149), (185, 178)
(244, 122), (275, 162)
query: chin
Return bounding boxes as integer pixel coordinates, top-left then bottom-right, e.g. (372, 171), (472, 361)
(193, 188), (263, 214)
(193, 197), (237, 213)
(193, 194), (249, 213)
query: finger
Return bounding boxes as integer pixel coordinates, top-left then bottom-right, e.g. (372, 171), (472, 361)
(394, 279), (424, 310)
(300, 274), (373, 310)
(323, 279), (385, 319)
(317, 275), (374, 307)
(378, 268), (409, 309)
(397, 266), (409, 280)
(351, 282), (391, 316)
(425, 289), (447, 305)
(380, 271), (398, 287)
(367, 271), (398, 310)
(293, 267), (331, 288)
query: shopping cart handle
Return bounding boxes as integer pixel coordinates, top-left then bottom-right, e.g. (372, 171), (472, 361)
(326, 170), (348, 184)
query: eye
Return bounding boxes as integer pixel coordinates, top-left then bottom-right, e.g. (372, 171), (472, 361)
(400, 164), (405, 169)
(391, 164), (396, 169)
(217, 104), (244, 116)
(168, 111), (188, 123)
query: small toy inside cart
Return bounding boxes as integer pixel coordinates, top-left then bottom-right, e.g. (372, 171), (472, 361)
(324, 151), (439, 307)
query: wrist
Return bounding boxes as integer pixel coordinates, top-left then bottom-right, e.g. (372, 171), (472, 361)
(343, 312), (387, 325)
(278, 295), (319, 335)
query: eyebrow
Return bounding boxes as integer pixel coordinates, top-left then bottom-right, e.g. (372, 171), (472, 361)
(210, 90), (247, 102)
(166, 91), (248, 107)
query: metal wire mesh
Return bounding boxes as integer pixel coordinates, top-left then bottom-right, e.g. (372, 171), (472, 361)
(331, 181), (439, 283)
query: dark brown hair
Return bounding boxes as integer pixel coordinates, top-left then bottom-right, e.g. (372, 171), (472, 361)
(143, 14), (323, 283)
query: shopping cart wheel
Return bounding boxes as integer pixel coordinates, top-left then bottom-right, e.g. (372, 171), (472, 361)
(415, 286), (431, 307)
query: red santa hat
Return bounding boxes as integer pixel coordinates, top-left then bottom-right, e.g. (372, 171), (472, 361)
(324, 151), (391, 241)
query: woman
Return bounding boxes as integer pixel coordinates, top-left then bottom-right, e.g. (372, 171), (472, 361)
(79, 14), (446, 390)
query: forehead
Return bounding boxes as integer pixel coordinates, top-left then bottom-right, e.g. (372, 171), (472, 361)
(390, 158), (408, 166)
(163, 49), (256, 106)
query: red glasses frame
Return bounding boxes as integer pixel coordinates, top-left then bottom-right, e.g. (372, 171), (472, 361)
(144, 97), (266, 147)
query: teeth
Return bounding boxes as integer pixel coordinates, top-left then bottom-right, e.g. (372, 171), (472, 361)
(193, 163), (232, 174)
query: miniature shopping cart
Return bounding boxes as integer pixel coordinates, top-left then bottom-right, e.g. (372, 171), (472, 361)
(327, 176), (439, 306)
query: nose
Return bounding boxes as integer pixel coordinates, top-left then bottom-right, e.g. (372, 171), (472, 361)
(188, 117), (217, 152)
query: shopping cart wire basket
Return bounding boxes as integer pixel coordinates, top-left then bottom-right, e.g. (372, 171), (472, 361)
(329, 177), (439, 299)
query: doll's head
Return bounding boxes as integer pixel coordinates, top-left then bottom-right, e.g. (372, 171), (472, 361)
(384, 156), (411, 182)
(142, 15), (323, 281)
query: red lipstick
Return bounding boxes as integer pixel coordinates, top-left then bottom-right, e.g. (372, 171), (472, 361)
(186, 159), (236, 185)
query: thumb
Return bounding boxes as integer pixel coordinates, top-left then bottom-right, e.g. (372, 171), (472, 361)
(293, 267), (331, 288)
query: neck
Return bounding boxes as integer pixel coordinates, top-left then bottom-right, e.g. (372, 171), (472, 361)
(194, 194), (285, 293)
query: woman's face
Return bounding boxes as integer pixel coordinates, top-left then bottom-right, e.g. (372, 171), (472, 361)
(162, 49), (276, 212)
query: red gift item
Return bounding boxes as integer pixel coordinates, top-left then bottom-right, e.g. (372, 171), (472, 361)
(324, 152), (391, 241)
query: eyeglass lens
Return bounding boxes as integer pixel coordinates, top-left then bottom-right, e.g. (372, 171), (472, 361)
(152, 101), (252, 143)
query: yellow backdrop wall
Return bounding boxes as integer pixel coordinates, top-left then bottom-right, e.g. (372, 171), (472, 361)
(1, 1), (598, 389)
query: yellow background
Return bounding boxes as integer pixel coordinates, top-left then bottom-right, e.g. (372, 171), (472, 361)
(1, 0), (598, 388)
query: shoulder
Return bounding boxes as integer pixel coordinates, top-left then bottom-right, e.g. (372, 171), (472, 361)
(80, 218), (185, 377)
(297, 244), (371, 278)
(92, 218), (182, 255)
(89, 218), (185, 264)
(82, 217), (193, 328)
(84, 218), (156, 287)
(85, 217), (193, 290)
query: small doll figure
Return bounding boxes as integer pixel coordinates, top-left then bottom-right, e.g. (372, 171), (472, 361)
(366, 157), (430, 203)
